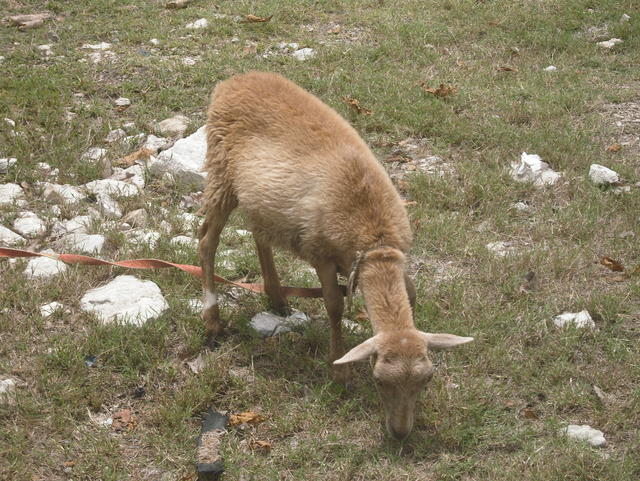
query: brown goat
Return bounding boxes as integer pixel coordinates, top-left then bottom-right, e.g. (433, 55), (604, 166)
(198, 71), (473, 440)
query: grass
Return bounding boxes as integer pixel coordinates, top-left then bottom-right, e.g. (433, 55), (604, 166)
(1, 0), (640, 479)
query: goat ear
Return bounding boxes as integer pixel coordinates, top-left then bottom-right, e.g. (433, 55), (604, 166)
(420, 332), (474, 350)
(333, 335), (379, 365)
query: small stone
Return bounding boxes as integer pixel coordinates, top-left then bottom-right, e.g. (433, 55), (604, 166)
(510, 152), (561, 186)
(292, 47), (316, 61)
(151, 126), (206, 186)
(110, 164), (145, 189)
(553, 310), (595, 329)
(186, 18), (208, 29)
(114, 97), (131, 107)
(40, 301), (64, 317)
(196, 409), (227, 479)
(0, 225), (26, 245)
(156, 114), (190, 137)
(143, 135), (170, 153)
(125, 229), (161, 249)
(84, 179), (139, 197)
(24, 250), (67, 279)
(81, 42), (112, 50)
(589, 164), (619, 185)
(486, 241), (517, 258)
(562, 424), (607, 447)
(188, 298), (204, 312)
(0, 158), (17, 174)
(150, 38), (160, 46)
(122, 208), (148, 228)
(80, 275), (169, 326)
(42, 182), (87, 205)
(0, 378), (17, 404)
(544, 65), (557, 71)
(170, 235), (198, 249)
(0, 183), (25, 205)
(105, 128), (126, 143)
(620, 14), (631, 23)
(250, 310), (309, 337)
(96, 194), (122, 218)
(512, 201), (530, 211)
(81, 147), (107, 162)
(13, 212), (46, 238)
(182, 57), (198, 66)
(597, 38), (623, 48)
(177, 212), (201, 232)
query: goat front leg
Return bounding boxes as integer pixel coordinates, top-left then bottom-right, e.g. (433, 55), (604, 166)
(198, 199), (234, 347)
(315, 261), (350, 384)
(254, 238), (288, 314)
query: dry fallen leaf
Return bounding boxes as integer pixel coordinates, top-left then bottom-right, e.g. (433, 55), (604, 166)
(112, 408), (136, 431)
(228, 411), (266, 426)
(384, 153), (411, 163)
(250, 440), (272, 452)
(497, 66), (519, 72)
(342, 97), (372, 115)
(114, 148), (155, 167)
(600, 256), (625, 272)
(419, 82), (458, 97)
(243, 14), (273, 23)
(521, 407), (539, 420)
(606, 143), (622, 153)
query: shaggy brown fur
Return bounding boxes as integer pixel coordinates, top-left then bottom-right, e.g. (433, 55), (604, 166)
(198, 72), (472, 439)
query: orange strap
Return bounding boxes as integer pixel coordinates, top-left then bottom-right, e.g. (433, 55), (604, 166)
(0, 247), (338, 298)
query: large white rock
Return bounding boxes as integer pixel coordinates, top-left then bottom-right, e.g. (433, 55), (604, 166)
(0, 183), (25, 205)
(24, 250), (67, 279)
(553, 310), (595, 329)
(597, 38), (623, 49)
(58, 233), (106, 254)
(84, 179), (139, 197)
(510, 152), (561, 186)
(80, 275), (169, 326)
(144, 134), (170, 153)
(0, 225), (25, 245)
(13, 212), (46, 238)
(96, 194), (122, 218)
(42, 182), (87, 205)
(0, 157), (17, 174)
(151, 125), (206, 186)
(110, 164), (145, 189)
(562, 424), (607, 447)
(50, 215), (93, 238)
(589, 164), (619, 185)
(156, 115), (190, 137)
(81, 147), (107, 162)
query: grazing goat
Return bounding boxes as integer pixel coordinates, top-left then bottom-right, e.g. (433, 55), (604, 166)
(198, 71), (473, 440)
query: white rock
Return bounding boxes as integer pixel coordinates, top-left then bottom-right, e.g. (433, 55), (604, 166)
(80, 275), (168, 326)
(589, 164), (619, 185)
(188, 298), (204, 312)
(58, 233), (106, 254)
(24, 250), (67, 279)
(620, 14), (631, 23)
(13, 212), (46, 238)
(125, 229), (161, 249)
(42, 182), (87, 205)
(87, 51), (116, 64)
(150, 38), (160, 46)
(151, 126), (206, 186)
(84, 179), (139, 197)
(170, 235), (198, 249)
(38, 44), (53, 56)
(279, 42), (299, 50)
(0, 378), (17, 404)
(156, 114), (190, 137)
(250, 310), (309, 337)
(510, 152), (561, 186)
(0, 183), (25, 205)
(0, 225), (25, 245)
(105, 128), (126, 143)
(122, 208), (148, 227)
(176, 212), (201, 232)
(562, 424), (607, 447)
(544, 65), (558, 71)
(96, 194), (122, 218)
(182, 57), (198, 66)
(110, 164), (145, 189)
(292, 47), (316, 61)
(597, 38), (623, 48)
(3, 118), (15, 128)
(81, 42), (112, 50)
(49, 205), (62, 216)
(186, 18), (208, 29)
(81, 147), (107, 162)
(143, 135), (170, 153)
(512, 201), (530, 211)
(553, 310), (595, 329)
(51, 215), (93, 238)
(40, 301), (64, 317)
(486, 241), (517, 258)
(235, 229), (251, 237)
(0, 157), (17, 174)
(114, 97), (131, 107)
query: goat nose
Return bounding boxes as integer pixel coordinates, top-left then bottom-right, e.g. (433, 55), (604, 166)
(387, 423), (410, 441)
